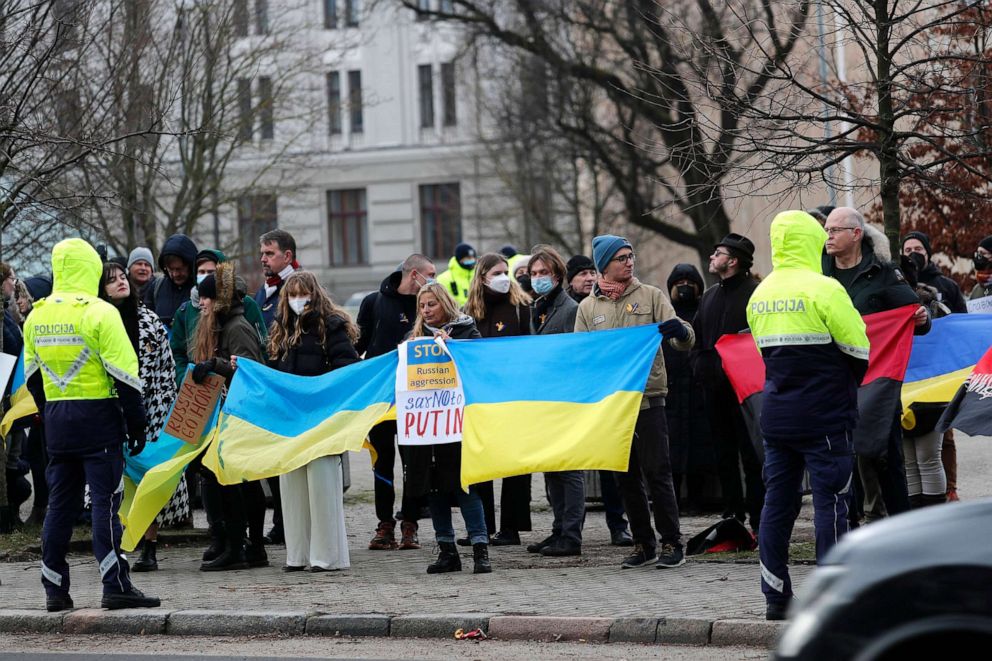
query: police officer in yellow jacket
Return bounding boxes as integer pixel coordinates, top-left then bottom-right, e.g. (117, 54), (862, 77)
(24, 239), (160, 612)
(747, 211), (870, 621)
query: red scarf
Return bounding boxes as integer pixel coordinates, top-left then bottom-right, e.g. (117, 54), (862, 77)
(266, 260), (301, 287)
(597, 277), (629, 301)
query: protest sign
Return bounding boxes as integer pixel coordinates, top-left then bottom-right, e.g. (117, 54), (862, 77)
(164, 372), (225, 444)
(396, 337), (464, 445)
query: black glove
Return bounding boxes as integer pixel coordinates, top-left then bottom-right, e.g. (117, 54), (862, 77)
(127, 434), (146, 457)
(192, 360), (213, 384)
(658, 318), (689, 341)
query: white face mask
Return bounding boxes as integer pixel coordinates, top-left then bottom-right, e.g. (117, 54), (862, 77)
(288, 297), (309, 316)
(487, 273), (511, 294)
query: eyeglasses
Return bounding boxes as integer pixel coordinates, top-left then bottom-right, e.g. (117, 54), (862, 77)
(612, 253), (636, 264)
(711, 250), (732, 258)
(825, 226), (858, 236)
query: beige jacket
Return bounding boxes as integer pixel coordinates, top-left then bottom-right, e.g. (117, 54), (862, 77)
(575, 278), (694, 406)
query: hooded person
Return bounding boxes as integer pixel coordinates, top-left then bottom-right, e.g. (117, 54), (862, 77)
(747, 210), (869, 620)
(664, 263), (713, 514)
(355, 254), (436, 552)
(435, 242), (476, 306)
(900, 231), (966, 314)
(143, 234), (198, 328)
(969, 235), (992, 300)
(22, 238), (160, 611)
(170, 249), (268, 386)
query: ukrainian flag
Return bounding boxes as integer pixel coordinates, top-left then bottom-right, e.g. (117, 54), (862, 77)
(449, 324), (663, 490)
(901, 313), (992, 426)
(201, 352), (396, 486)
(0, 349), (38, 437)
(120, 376), (221, 552)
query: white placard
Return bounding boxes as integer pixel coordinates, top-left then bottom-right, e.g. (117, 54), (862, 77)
(395, 337), (464, 445)
(0, 352), (17, 395)
(967, 296), (992, 314)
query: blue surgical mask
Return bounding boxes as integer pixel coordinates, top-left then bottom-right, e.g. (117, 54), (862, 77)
(532, 275), (555, 295)
(460, 259), (476, 269)
(196, 274), (208, 285)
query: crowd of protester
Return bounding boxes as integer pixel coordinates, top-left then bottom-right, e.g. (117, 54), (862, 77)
(0, 205), (981, 619)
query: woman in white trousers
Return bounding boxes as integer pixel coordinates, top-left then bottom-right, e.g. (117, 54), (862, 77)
(266, 271), (361, 572)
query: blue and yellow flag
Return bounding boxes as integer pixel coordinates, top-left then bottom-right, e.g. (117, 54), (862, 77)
(901, 313), (992, 425)
(448, 324), (663, 490)
(120, 388), (221, 552)
(0, 349), (38, 438)
(201, 352), (396, 485)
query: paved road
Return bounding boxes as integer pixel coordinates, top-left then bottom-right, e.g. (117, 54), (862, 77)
(0, 634), (769, 660)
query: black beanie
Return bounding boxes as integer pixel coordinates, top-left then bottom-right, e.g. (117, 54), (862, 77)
(566, 254), (596, 283)
(980, 235), (992, 254)
(454, 242), (476, 262)
(901, 231), (932, 257)
(198, 274), (217, 300)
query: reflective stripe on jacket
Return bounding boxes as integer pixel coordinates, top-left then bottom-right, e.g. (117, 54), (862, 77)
(747, 211), (869, 440)
(24, 239), (141, 402)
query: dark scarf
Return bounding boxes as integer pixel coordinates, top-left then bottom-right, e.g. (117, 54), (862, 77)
(533, 284), (562, 329)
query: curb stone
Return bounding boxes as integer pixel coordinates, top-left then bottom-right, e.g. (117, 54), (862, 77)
(63, 608), (169, 635)
(306, 614), (391, 637)
(0, 609), (781, 648)
(389, 613), (496, 639)
(608, 617), (660, 643)
(656, 617), (713, 645)
(710, 618), (785, 647)
(0, 610), (65, 633)
(489, 616), (612, 642)
(166, 610), (307, 636)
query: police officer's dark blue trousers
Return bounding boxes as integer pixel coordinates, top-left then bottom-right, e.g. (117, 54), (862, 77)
(41, 444), (133, 599)
(759, 430), (854, 606)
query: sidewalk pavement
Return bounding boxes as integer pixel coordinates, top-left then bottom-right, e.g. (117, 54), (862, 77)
(0, 451), (814, 648)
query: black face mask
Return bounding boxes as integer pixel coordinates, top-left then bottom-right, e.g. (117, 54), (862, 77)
(975, 252), (992, 271)
(674, 284), (697, 303)
(908, 252), (926, 272)
(517, 274), (532, 293)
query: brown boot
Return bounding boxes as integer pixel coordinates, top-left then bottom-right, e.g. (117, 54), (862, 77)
(368, 521), (398, 550)
(399, 521), (420, 550)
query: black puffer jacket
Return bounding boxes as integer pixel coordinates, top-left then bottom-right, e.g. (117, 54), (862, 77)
(269, 314), (360, 377)
(355, 270), (418, 358)
(918, 262), (967, 314)
(404, 314), (481, 497)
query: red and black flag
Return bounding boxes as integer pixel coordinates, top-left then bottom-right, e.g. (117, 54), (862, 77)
(716, 305), (917, 456)
(937, 345), (992, 436)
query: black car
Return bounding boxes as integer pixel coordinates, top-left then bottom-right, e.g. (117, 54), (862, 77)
(775, 499), (992, 660)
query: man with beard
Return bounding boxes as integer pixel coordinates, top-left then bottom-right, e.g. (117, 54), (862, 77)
(691, 235), (763, 533)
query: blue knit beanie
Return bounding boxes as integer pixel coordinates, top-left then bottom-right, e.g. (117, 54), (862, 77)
(592, 235), (632, 273)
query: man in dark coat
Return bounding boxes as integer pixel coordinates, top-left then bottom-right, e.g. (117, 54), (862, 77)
(254, 229), (300, 329)
(822, 207), (930, 522)
(356, 254), (436, 551)
(690, 235), (763, 532)
(665, 263), (713, 515)
(901, 231), (967, 314)
(143, 234), (197, 328)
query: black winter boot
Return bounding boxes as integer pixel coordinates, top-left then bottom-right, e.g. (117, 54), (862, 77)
(202, 523), (227, 562)
(132, 540), (158, 572)
(426, 541), (462, 574)
(200, 530), (248, 572)
(472, 542), (492, 574)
